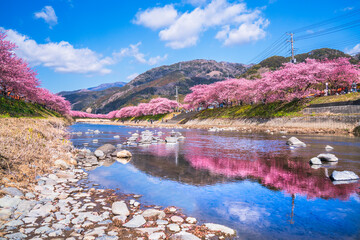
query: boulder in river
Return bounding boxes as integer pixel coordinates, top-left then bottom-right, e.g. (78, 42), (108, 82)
(330, 170), (359, 182)
(309, 157), (322, 165)
(325, 145), (334, 151)
(117, 150), (132, 158)
(286, 137), (306, 147)
(96, 144), (116, 154)
(317, 153), (338, 162)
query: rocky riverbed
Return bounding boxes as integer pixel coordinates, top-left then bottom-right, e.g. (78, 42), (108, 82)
(0, 148), (236, 240)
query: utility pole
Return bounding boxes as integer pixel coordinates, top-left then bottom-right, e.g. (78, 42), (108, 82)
(179, 62), (182, 71)
(175, 86), (179, 112)
(175, 86), (179, 103)
(287, 33), (296, 63)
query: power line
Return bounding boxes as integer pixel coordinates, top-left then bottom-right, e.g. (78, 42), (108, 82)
(291, 9), (360, 33)
(247, 34), (287, 64)
(248, 9), (360, 64)
(296, 19), (360, 41)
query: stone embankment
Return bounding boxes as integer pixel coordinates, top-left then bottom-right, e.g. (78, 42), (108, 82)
(0, 147), (236, 240)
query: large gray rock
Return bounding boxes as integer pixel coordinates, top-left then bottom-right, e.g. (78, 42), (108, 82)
(317, 153), (338, 162)
(204, 223), (236, 235)
(286, 137), (306, 147)
(2, 187), (24, 197)
(309, 157), (322, 165)
(330, 171), (359, 181)
(123, 215), (146, 228)
(97, 144), (116, 154)
(170, 232), (201, 240)
(116, 150), (132, 158)
(111, 201), (130, 216)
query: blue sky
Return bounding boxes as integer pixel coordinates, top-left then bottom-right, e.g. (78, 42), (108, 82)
(1, 0), (360, 93)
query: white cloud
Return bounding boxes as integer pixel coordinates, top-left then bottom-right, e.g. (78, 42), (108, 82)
(342, 7), (354, 11)
(113, 42), (168, 65)
(4, 28), (113, 74)
(34, 6), (58, 28)
(185, 0), (208, 6)
(216, 18), (269, 46)
(345, 43), (360, 55)
(127, 73), (139, 80)
(135, 0), (269, 49)
(133, 5), (178, 30)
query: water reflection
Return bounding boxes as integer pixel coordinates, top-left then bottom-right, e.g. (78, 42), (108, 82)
(68, 123), (360, 240)
(132, 133), (359, 200)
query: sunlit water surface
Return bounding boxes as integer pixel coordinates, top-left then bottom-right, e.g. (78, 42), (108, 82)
(68, 123), (360, 240)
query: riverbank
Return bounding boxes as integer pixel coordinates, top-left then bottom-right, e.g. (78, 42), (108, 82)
(76, 113), (360, 136)
(0, 118), (237, 239)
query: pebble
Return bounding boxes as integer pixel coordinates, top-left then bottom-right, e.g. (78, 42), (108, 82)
(167, 224), (181, 232)
(171, 216), (184, 223)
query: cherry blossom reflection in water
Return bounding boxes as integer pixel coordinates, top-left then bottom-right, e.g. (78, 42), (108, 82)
(69, 124), (360, 240)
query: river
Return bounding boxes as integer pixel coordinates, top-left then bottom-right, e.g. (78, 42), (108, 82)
(68, 123), (360, 240)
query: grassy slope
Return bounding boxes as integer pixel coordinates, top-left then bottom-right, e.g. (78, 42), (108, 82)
(194, 93), (360, 119)
(0, 96), (62, 118)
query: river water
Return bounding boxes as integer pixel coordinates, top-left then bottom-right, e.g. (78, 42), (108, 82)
(68, 123), (360, 240)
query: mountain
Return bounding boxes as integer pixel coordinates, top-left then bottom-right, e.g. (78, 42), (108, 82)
(86, 82), (127, 91)
(242, 48), (358, 79)
(59, 81), (126, 111)
(87, 59), (249, 113)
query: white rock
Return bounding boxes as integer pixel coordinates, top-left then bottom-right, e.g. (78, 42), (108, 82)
(170, 232), (201, 240)
(317, 153), (338, 162)
(186, 217), (197, 224)
(168, 207), (177, 213)
(171, 215), (184, 223)
(309, 157), (322, 165)
(204, 223), (236, 235)
(0, 195), (21, 208)
(116, 150), (132, 158)
(94, 150), (105, 158)
(123, 215), (146, 228)
(156, 219), (168, 225)
(167, 224), (180, 232)
(286, 137), (306, 147)
(112, 201), (130, 216)
(113, 215), (127, 223)
(331, 171), (360, 181)
(54, 160), (69, 170)
(325, 145), (334, 150)
(142, 209), (165, 219)
(149, 231), (166, 240)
